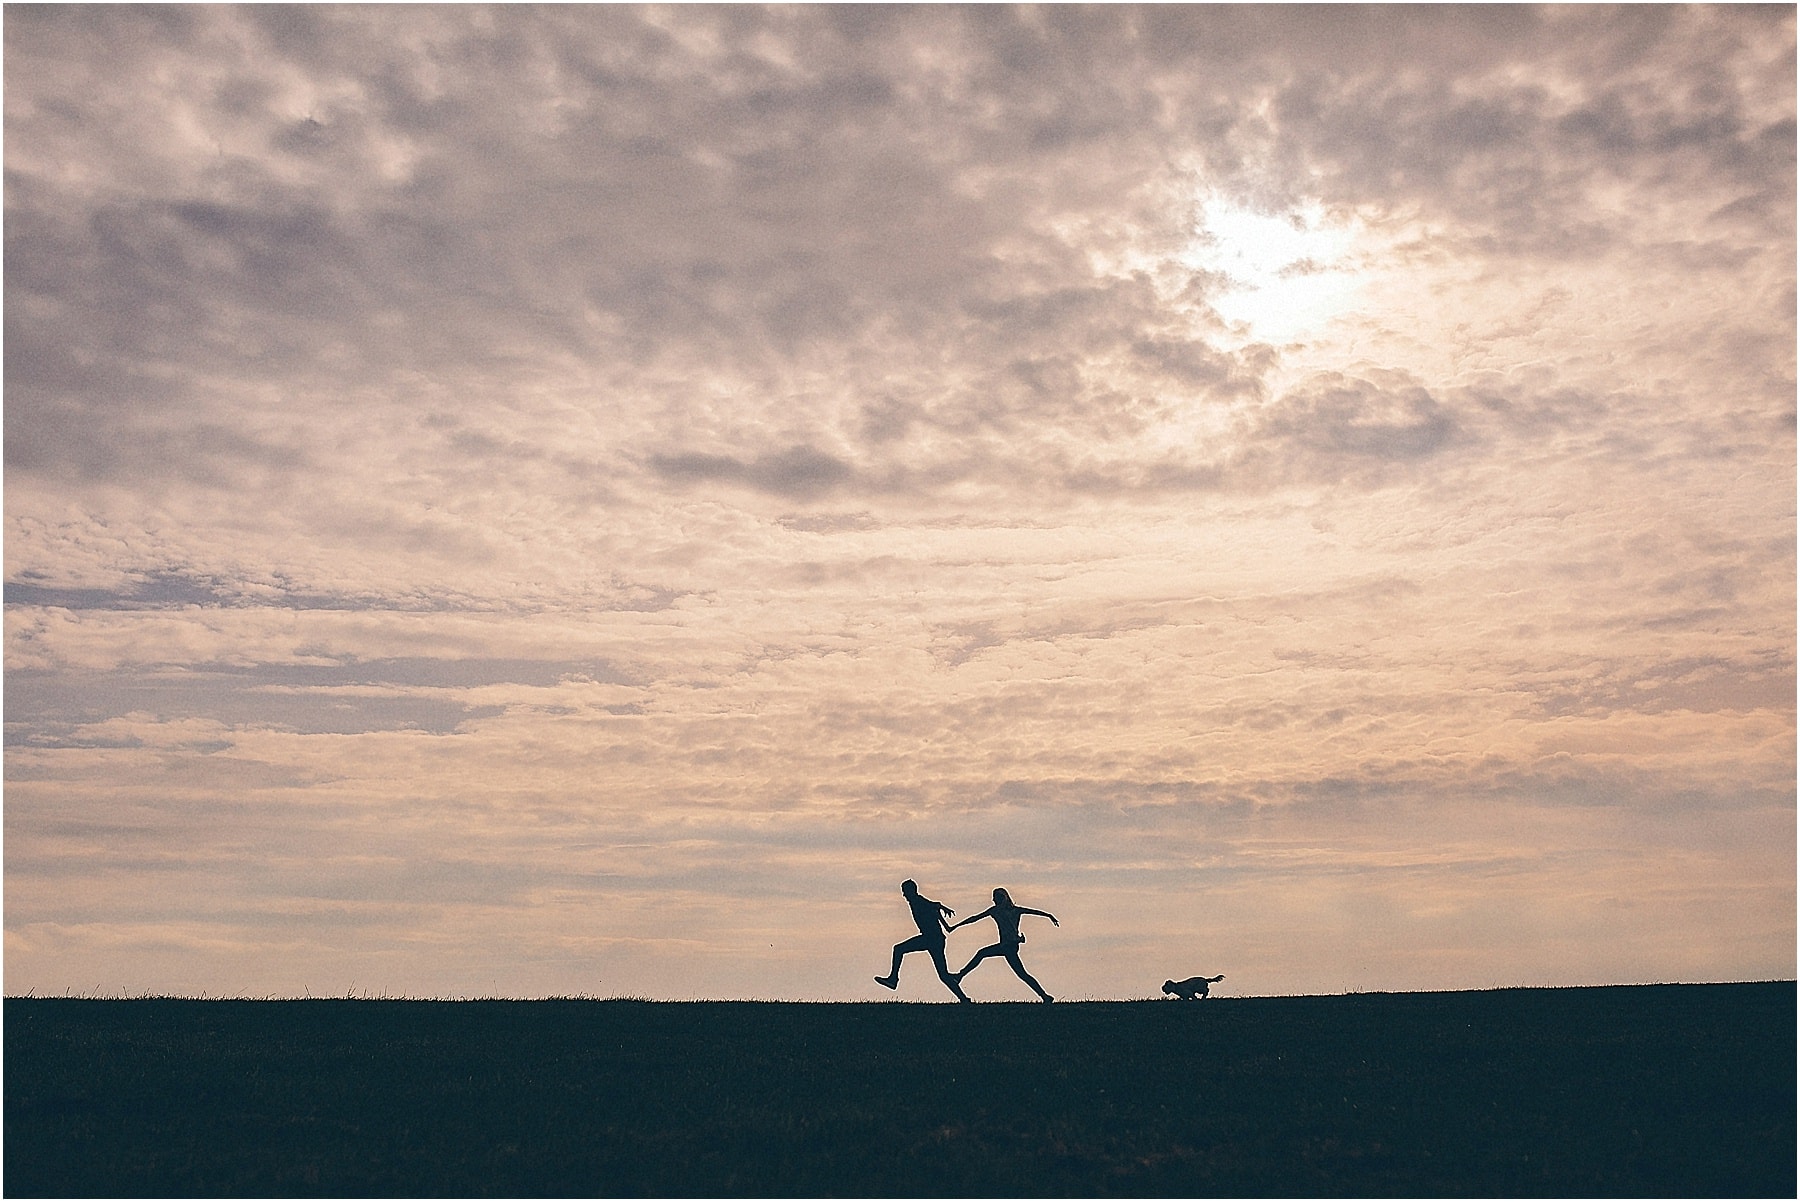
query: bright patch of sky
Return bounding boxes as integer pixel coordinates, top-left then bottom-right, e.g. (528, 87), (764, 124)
(1185, 197), (1364, 344)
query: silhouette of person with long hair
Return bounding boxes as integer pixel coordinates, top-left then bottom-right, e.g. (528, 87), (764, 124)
(875, 879), (972, 1002)
(950, 887), (1058, 1002)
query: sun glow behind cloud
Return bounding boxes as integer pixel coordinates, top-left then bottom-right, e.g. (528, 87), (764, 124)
(1186, 197), (1365, 344)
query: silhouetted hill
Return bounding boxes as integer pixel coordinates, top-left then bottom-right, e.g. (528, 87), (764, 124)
(6, 982), (1792, 1196)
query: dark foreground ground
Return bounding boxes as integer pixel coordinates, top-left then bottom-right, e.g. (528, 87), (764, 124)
(5, 982), (1793, 1197)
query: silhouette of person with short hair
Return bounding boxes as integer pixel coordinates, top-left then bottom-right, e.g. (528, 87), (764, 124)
(950, 887), (1058, 1002)
(874, 879), (972, 1002)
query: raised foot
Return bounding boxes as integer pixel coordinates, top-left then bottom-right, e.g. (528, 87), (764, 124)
(874, 975), (898, 991)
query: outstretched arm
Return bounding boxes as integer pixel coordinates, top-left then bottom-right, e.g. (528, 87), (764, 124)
(1021, 907), (1060, 926)
(948, 906), (994, 931)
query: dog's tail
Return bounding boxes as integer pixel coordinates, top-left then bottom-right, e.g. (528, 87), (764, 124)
(1206, 974), (1225, 983)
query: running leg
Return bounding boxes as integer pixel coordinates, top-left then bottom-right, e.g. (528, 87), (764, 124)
(955, 943), (1004, 981)
(928, 941), (972, 1002)
(876, 934), (931, 989)
(1006, 951), (1053, 1002)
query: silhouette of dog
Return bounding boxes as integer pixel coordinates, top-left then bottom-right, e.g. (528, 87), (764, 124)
(1162, 974), (1224, 999)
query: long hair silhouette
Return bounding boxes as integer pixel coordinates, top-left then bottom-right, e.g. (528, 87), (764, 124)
(949, 887), (1058, 1002)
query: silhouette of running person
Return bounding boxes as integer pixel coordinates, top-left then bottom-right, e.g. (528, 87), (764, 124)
(950, 887), (1058, 1002)
(874, 879), (972, 1002)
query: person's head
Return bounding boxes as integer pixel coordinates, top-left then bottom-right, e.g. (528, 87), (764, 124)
(901, 879), (918, 896)
(992, 887), (1012, 906)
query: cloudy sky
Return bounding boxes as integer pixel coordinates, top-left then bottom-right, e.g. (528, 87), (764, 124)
(5, 4), (1793, 1001)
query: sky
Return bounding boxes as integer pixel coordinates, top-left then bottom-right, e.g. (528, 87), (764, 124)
(4, 4), (1794, 1002)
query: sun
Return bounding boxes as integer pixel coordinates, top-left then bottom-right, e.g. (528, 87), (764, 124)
(1182, 196), (1363, 344)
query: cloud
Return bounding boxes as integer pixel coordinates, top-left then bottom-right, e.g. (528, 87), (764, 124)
(1263, 6), (1795, 253)
(1266, 373), (1455, 460)
(5, 667), (508, 742)
(8, 4), (1788, 514)
(649, 445), (856, 501)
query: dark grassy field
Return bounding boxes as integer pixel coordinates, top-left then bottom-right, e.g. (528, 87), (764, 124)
(5, 982), (1792, 1197)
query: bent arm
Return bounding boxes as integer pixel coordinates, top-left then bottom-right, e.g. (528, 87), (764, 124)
(1021, 907), (1059, 925)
